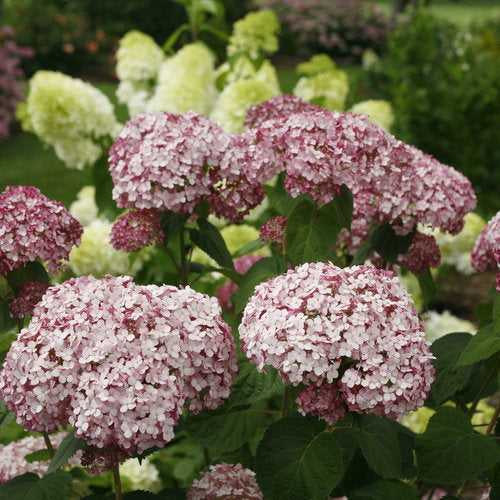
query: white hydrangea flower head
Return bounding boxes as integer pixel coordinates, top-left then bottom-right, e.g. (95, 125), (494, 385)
(120, 457), (162, 493)
(227, 10), (280, 60)
(68, 219), (149, 277)
(116, 30), (165, 82)
(69, 186), (99, 227)
(211, 78), (278, 133)
(20, 71), (117, 169)
(423, 310), (476, 344)
(293, 71), (349, 112)
(296, 54), (337, 75)
(116, 80), (153, 117)
(350, 99), (395, 131)
(147, 43), (216, 115)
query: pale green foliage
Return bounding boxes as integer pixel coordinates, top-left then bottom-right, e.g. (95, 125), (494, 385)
(350, 99), (395, 131)
(19, 71), (117, 169)
(227, 10), (280, 60)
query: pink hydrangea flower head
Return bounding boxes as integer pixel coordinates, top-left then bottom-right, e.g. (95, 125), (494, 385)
(296, 383), (346, 425)
(8, 281), (49, 318)
(244, 94), (322, 130)
(260, 215), (287, 245)
(110, 208), (164, 253)
(109, 111), (232, 213)
(398, 232), (441, 275)
(239, 262), (434, 423)
(216, 254), (263, 311)
(0, 185), (83, 275)
(0, 433), (76, 483)
(186, 463), (264, 500)
(0, 275), (237, 470)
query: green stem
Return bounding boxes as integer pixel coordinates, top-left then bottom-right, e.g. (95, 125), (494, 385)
(113, 465), (122, 500)
(486, 401), (500, 436)
(467, 358), (499, 418)
(281, 386), (291, 418)
(42, 432), (55, 458)
(246, 409), (280, 416)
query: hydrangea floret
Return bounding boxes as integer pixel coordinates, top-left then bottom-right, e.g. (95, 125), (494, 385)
(0, 185), (83, 276)
(259, 215), (288, 245)
(398, 232), (441, 275)
(471, 211), (500, 290)
(0, 275), (238, 471)
(186, 463), (264, 500)
(8, 281), (49, 319)
(239, 262), (435, 424)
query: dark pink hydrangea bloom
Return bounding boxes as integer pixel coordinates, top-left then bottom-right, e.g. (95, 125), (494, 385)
(240, 262), (434, 423)
(216, 255), (263, 311)
(0, 186), (83, 276)
(0, 275), (237, 471)
(109, 111), (231, 213)
(295, 383), (346, 426)
(8, 281), (49, 318)
(110, 208), (164, 253)
(260, 215), (287, 245)
(244, 94), (322, 130)
(186, 463), (264, 500)
(471, 211), (500, 291)
(398, 232), (441, 275)
(0, 433), (76, 483)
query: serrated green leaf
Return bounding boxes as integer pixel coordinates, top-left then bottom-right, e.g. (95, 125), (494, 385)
(388, 420), (417, 478)
(0, 471), (73, 499)
(331, 184), (353, 229)
(286, 199), (343, 265)
(427, 332), (474, 407)
(416, 406), (500, 484)
(46, 431), (88, 474)
(189, 219), (234, 270)
(233, 257), (288, 314)
(371, 224), (414, 264)
(456, 324), (500, 366)
(25, 449), (51, 463)
(354, 414), (402, 479)
(6, 261), (49, 294)
(228, 361), (282, 408)
(159, 212), (189, 245)
(183, 408), (259, 453)
(350, 479), (418, 500)
(256, 415), (343, 500)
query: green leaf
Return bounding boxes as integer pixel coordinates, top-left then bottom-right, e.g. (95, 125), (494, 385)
(25, 449), (51, 463)
(233, 257), (288, 314)
(6, 261), (49, 294)
(416, 269), (437, 304)
(162, 23), (189, 53)
(388, 420), (417, 478)
(183, 408), (259, 453)
(426, 332), (474, 407)
(0, 401), (15, 428)
(350, 479), (419, 500)
(331, 184), (353, 229)
(159, 212), (189, 245)
(351, 238), (373, 265)
(264, 174), (305, 216)
(92, 156), (119, 219)
(0, 471), (73, 499)
(228, 361), (282, 408)
(255, 415), (343, 500)
(494, 295), (500, 334)
(456, 324), (500, 366)
(371, 224), (414, 264)
(232, 240), (266, 259)
(416, 406), (500, 484)
(189, 219), (234, 270)
(354, 414), (402, 479)
(46, 431), (88, 474)
(285, 199), (343, 265)
(0, 301), (17, 336)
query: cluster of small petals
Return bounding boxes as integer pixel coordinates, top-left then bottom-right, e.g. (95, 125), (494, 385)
(8, 281), (49, 318)
(260, 215), (287, 245)
(398, 232), (441, 275)
(216, 255), (263, 311)
(244, 94), (321, 130)
(296, 383), (346, 425)
(240, 262), (434, 423)
(187, 463), (264, 500)
(0, 185), (83, 276)
(109, 111), (232, 213)
(0, 275), (237, 470)
(471, 211), (500, 272)
(0, 433), (74, 483)
(111, 209), (164, 253)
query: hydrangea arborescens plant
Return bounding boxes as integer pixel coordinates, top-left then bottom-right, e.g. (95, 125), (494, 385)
(239, 262), (435, 424)
(0, 275), (237, 472)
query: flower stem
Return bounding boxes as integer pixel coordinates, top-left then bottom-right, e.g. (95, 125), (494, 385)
(42, 432), (55, 458)
(113, 464), (122, 500)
